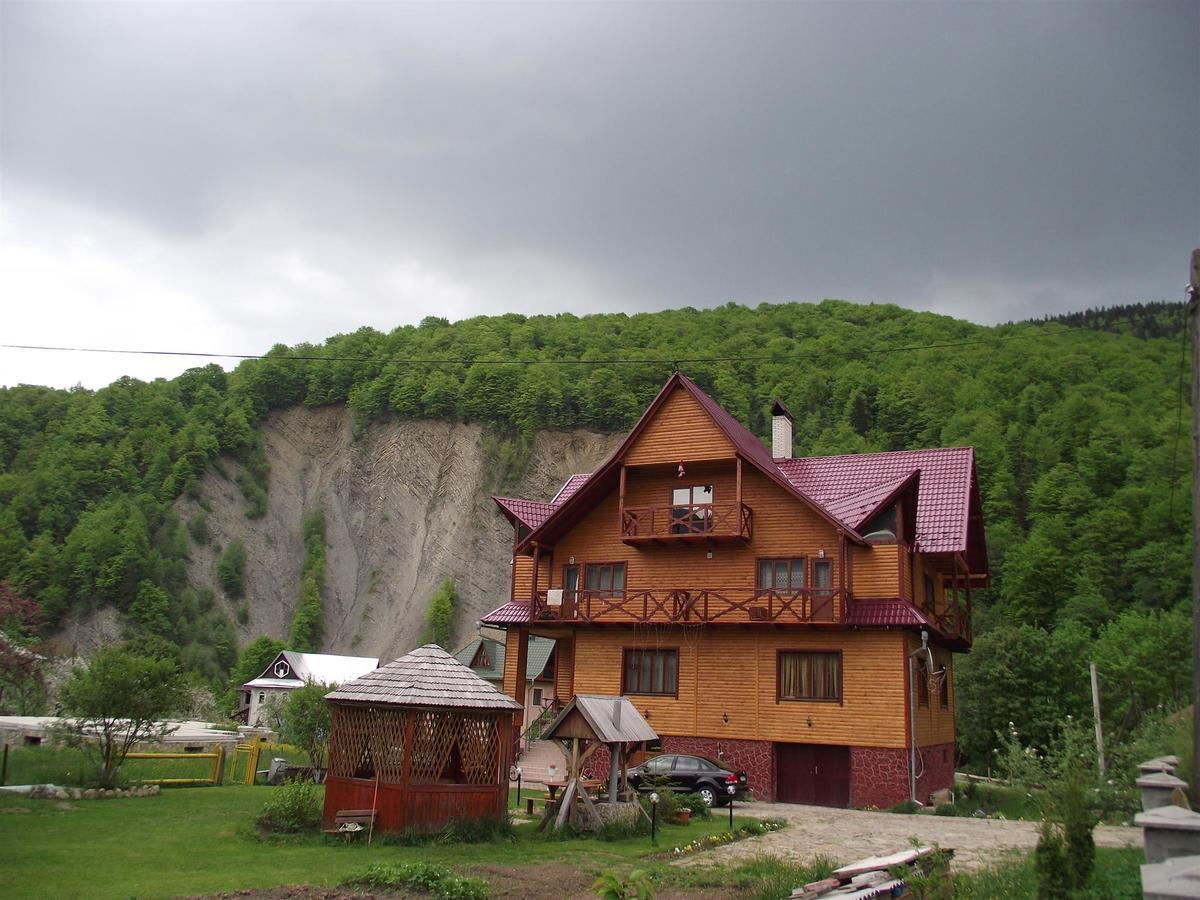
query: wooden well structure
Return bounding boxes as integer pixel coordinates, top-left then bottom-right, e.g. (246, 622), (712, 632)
(538, 694), (658, 831)
(322, 643), (521, 833)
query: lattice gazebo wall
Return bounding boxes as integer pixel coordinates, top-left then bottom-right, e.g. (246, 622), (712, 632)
(323, 702), (512, 833)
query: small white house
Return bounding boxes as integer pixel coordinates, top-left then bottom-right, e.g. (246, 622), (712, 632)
(241, 650), (379, 726)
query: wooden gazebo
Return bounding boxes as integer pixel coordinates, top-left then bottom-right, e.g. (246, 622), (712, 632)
(322, 643), (521, 833)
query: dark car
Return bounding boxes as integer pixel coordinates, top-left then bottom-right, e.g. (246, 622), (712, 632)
(627, 753), (748, 807)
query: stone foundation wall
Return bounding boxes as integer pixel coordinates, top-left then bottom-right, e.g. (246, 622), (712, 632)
(849, 746), (910, 809)
(849, 743), (956, 808)
(916, 742), (956, 803)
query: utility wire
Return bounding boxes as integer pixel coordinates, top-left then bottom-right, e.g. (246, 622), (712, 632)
(0, 325), (1079, 366)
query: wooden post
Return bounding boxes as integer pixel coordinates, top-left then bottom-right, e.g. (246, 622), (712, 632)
(1189, 248), (1199, 789)
(618, 465), (627, 533)
(1090, 661), (1106, 774)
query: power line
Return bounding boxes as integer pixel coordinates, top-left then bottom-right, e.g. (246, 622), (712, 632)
(0, 326), (1080, 367)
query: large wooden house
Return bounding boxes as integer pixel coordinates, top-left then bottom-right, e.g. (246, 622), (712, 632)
(482, 372), (987, 808)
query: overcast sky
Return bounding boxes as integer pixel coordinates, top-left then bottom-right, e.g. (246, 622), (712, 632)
(1, 1), (1197, 389)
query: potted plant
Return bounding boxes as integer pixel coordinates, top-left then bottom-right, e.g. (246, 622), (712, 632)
(674, 807), (692, 824)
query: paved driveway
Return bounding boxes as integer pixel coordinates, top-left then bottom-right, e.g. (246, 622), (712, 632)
(675, 801), (1143, 873)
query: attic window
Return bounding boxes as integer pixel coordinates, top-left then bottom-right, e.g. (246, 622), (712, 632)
(273, 660), (291, 679)
(862, 504), (897, 541)
(471, 645), (492, 669)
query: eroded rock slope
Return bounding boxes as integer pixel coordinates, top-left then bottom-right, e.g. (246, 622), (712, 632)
(177, 407), (619, 661)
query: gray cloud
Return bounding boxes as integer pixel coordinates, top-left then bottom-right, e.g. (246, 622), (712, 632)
(1, 1), (1196, 388)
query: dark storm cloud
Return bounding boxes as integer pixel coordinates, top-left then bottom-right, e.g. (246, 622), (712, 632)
(1, 1), (1197, 385)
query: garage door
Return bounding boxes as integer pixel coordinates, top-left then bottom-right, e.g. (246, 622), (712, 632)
(775, 743), (850, 807)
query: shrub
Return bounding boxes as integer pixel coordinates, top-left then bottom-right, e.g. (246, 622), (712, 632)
(593, 868), (653, 899)
(236, 473), (267, 519)
(216, 540), (246, 598)
(887, 799), (922, 814)
(637, 775), (680, 820)
(343, 862), (489, 899)
(256, 779), (322, 834)
(678, 792), (713, 818)
(187, 512), (209, 544)
(379, 815), (515, 846)
(1034, 820), (1070, 899)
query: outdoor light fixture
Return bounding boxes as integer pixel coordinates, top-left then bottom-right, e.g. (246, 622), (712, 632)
(649, 792), (660, 844)
(722, 712), (729, 724)
(727, 784), (736, 827)
(677, 461), (685, 477)
(514, 767), (523, 809)
(806, 717), (813, 727)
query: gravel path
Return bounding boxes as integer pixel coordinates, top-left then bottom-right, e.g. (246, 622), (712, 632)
(674, 801), (1143, 873)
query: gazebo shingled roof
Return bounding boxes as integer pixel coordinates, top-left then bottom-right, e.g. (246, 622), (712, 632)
(325, 644), (521, 711)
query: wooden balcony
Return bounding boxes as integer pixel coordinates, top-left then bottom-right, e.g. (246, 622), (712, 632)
(619, 502), (752, 546)
(531, 587), (844, 626)
(921, 596), (973, 645)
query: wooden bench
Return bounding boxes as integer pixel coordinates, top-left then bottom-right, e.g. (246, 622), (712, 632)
(324, 808), (377, 842)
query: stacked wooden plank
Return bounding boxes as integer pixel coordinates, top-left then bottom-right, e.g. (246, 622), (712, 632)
(790, 846), (953, 899)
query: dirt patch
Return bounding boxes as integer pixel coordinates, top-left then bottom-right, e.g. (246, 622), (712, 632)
(0, 806), (30, 814)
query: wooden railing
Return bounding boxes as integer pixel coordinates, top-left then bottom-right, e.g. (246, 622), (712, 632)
(532, 587), (845, 626)
(619, 502), (752, 543)
(924, 596), (972, 644)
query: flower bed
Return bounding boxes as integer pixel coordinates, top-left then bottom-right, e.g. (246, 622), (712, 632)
(654, 817), (786, 859)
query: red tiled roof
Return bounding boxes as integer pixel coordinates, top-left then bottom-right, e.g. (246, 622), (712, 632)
(848, 599), (933, 628)
(823, 470), (919, 531)
(777, 447), (975, 554)
(493, 497), (557, 531)
(494, 373), (985, 571)
(552, 474), (590, 504)
(480, 601), (532, 626)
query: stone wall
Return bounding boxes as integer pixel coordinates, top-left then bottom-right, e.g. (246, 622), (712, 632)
(849, 746), (909, 808)
(915, 742), (956, 804)
(663, 736), (775, 801)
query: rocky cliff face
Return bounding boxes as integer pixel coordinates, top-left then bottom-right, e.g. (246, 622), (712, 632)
(175, 407), (620, 661)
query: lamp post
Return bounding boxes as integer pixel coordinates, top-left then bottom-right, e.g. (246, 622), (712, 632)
(727, 784), (736, 828)
(649, 792), (659, 844)
(515, 766), (522, 809)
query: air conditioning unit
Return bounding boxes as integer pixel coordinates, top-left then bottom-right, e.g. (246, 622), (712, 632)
(546, 589), (564, 607)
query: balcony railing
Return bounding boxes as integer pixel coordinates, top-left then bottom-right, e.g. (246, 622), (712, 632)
(923, 596), (973, 645)
(619, 502), (752, 545)
(531, 587), (844, 626)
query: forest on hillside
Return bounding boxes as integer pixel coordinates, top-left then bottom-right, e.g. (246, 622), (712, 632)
(0, 299), (1191, 767)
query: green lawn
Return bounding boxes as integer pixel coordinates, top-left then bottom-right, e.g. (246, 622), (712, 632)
(953, 847), (1143, 899)
(0, 784), (766, 899)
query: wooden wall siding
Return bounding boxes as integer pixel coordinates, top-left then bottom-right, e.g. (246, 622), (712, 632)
(624, 388), (734, 466)
(502, 628), (527, 702)
(851, 543), (901, 598)
(512, 556), (533, 601)
(909, 635), (956, 748)
(572, 627), (909, 748)
(554, 637), (575, 701)
(548, 467), (843, 597)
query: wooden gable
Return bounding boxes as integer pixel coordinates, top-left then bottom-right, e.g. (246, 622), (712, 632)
(623, 386), (734, 466)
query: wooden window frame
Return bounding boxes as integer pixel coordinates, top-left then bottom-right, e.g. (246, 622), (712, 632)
(584, 561), (627, 597)
(775, 649), (843, 705)
(621, 647), (680, 698)
(916, 665), (930, 708)
(939, 665), (950, 710)
(756, 557), (808, 593)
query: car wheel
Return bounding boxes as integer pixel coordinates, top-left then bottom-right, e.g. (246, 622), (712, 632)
(697, 785), (717, 807)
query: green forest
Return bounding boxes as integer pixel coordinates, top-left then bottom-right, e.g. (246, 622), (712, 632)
(0, 299), (1191, 769)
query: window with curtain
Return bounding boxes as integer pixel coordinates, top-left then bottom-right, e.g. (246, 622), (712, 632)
(777, 651), (841, 701)
(622, 648), (678, 696)
(584, 563), (626, 596)
(757, 558), (806, 593)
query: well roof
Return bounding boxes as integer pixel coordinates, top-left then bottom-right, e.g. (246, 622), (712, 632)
(542, 694), (657, 744)
(325, 643), (521, 711)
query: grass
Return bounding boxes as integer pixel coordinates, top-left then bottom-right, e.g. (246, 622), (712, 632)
(0, 783), (771, 899)
(953, 846), (1143, 899)
(666, 854), (841, 899)
(2, 742), (308, 788)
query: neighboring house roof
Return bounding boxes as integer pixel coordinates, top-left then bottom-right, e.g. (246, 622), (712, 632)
(243, 651), (379, 690)
(453, 635), (555, 682)
(325, 644), (521, 711)
(543, 694), (658, 744)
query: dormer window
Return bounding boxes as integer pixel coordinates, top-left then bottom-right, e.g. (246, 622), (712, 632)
(273, 660), (291, 679)
(862, 504), (897, 541)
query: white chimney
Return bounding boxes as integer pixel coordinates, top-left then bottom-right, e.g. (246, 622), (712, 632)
(771, 400), (794, 459)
